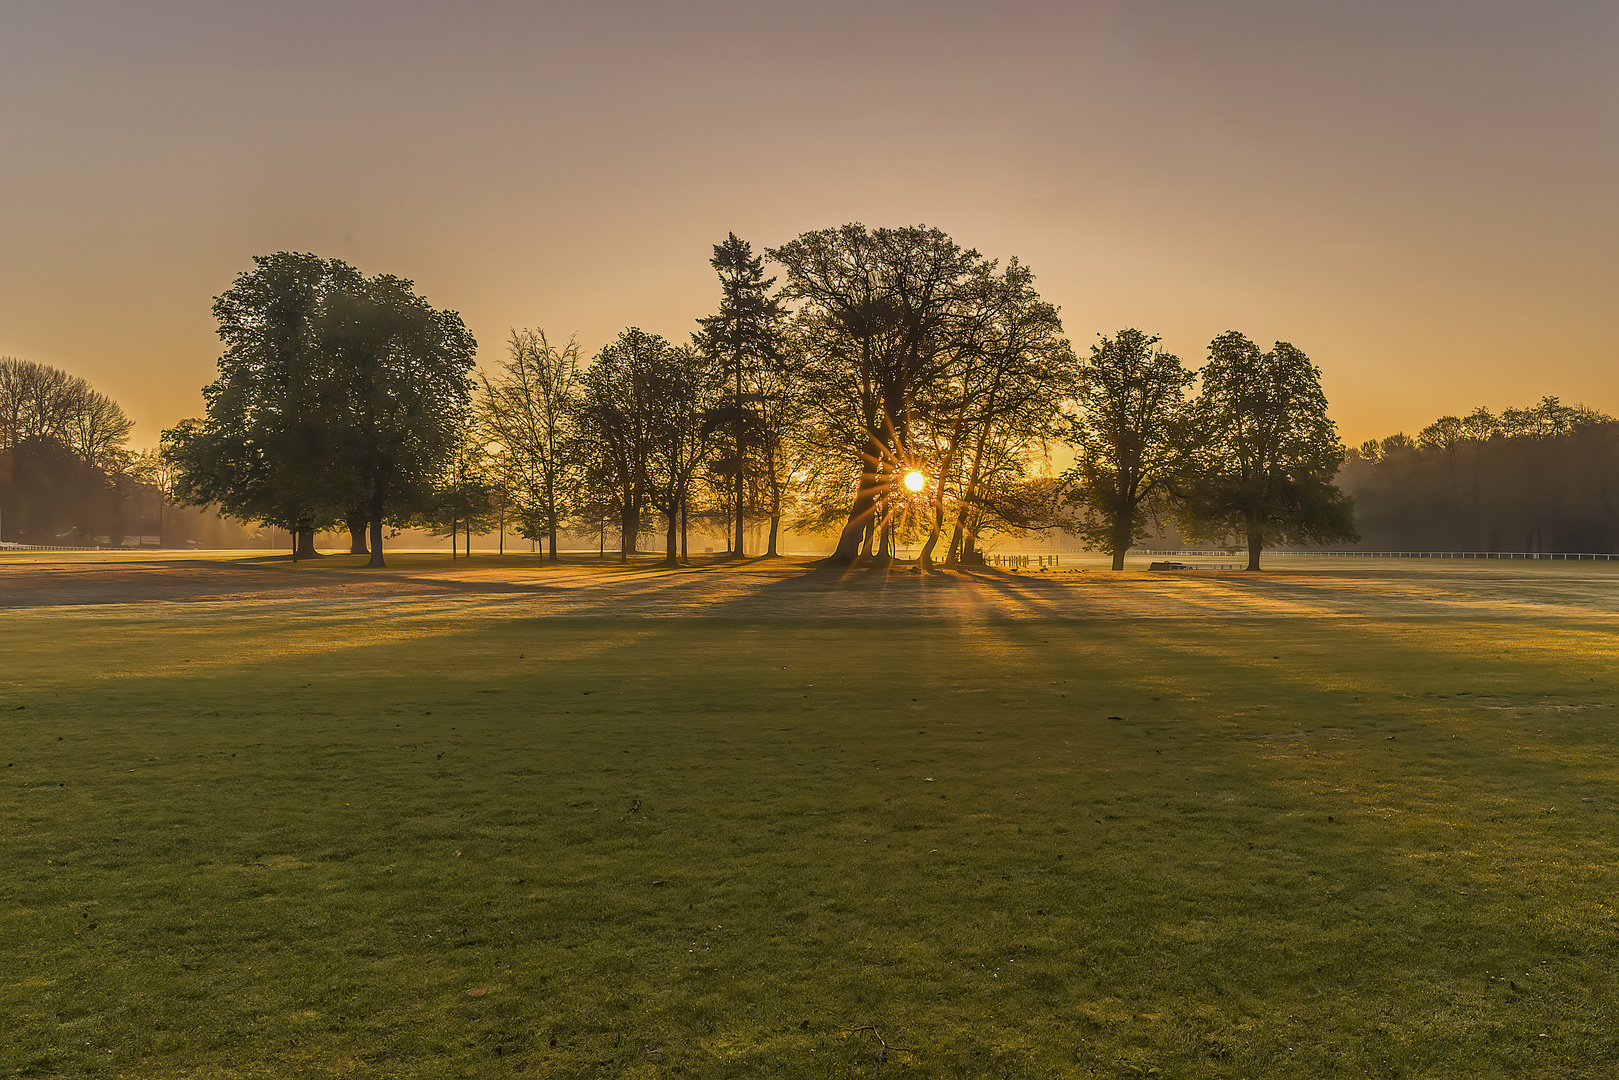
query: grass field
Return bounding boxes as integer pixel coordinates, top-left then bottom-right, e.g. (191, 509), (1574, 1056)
(3, 554), (1618, 1078)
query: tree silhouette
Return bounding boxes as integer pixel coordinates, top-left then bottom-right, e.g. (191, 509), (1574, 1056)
(770, 225), (988, 563)
(1062, 328), (1193, 570)
(166, 253), (474, 566)
(695, 234), (787, 558)
(482, 329), (582, 561)
(1178, 332), (1356, 569)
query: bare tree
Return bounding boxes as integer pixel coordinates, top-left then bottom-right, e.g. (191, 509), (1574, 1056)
(482, 329), (582, 560)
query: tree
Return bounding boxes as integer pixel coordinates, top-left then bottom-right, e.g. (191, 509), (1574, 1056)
(0, 356), (136, 545)
(417, 412), (499, 558)
(769, 225), (988, 563)
(748, 356), (811, 556)
(643, 345), (723, 567)
(316, 270), (476, 567)
(929, 259), (1074, 569)
(481, 329), (581, 561)
(129, 449), (178, 546)
(165, 253), (353, 558)
(694, 234), (788, 558)
(165, 253), (474, 567)
(1061, 329), (1193, 570)
(1342, 399), (1618, 552)
(574, 328), (670, 562)
(1177, 332), (1356, 570)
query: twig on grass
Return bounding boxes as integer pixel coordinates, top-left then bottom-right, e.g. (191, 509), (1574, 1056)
(845, 1026), (913, 1080)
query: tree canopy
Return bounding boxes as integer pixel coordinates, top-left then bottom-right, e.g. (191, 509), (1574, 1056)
(1177, 332), (1357, 569)
(1062, 329), (1193, 570)
(165, 253), (474, 565)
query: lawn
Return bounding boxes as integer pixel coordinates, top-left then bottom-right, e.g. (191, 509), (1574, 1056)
(2, 556), (1618, 1077)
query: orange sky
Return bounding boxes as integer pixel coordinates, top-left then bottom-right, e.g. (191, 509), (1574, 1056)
(1, 1), (1614, 450)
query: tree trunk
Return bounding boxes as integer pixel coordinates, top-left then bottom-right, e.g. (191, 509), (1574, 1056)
(545, 474), (560, 562)
(664, 509), (679, 568)
(466, 522), (472, 557)
(346, 508), (369, 555)
(1111, 519), (1132, 571)
(767, 514), (780, 557)
(367, 487), (386, 568)
(1246, 527), (1263, 571)
(831, 448), (880, 564)
(919, 504), (944, 571)
(294, 526), (319, 560)
(450, 515), (458, 559)
(620, 499), (636, 563)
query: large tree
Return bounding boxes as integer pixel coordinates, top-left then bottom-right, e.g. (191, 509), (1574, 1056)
(574, 328), (670, 562)
(769, 225), (987, 563)
(316, 271), (476, 567)
(1178, 332), (1356, 570)
(694, 234), (788, 558)
(929, 259), (1074, 569)
(1062, 328), (1193, 570)
(165, 253), (352, 557)
(165, 253), (474, 566)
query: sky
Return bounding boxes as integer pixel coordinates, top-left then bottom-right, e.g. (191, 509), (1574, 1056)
(1, 0), (1614, 450)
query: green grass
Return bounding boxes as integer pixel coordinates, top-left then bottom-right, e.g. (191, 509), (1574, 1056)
(3, 595), (1619, 1077)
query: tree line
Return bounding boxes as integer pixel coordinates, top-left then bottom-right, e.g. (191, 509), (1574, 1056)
(158, 227), (1362, 570)
(0, 355), (139, 544)
(1339, 398), (1619, 553)
(0, 355), (264, 547)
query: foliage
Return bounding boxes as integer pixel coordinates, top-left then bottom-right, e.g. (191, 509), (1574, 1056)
(164, 253), (351, 546)
(573, 328), (676, 560)
(927, 259), (1076, 567)
(164, 253), (475, 566)
(642, 344), (724, 566)
(770, 224), (991, 562)
(694, 234), (790, 555)
(0, 355), (133, 468)
(0, 357), (137, 543)
(1177, 332), (1357, 568)
(1061, 329), (1194, 569)
(412, 412), (500, 554)
(316, 268), (477, 565)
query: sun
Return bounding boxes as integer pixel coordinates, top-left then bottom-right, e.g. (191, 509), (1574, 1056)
(903, 469), (925, 492)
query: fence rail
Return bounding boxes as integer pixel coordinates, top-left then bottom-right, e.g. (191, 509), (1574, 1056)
(1135, 549), (1619, 561)
(0, 544), (176, 553)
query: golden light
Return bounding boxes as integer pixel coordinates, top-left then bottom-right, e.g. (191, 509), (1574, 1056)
(902, 469), (926, 492)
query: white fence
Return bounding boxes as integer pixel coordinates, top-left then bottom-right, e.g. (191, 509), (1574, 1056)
(1136, 549), (1618, 562)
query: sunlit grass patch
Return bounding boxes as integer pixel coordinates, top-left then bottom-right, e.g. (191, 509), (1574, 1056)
(3, 608), (1618, 1077)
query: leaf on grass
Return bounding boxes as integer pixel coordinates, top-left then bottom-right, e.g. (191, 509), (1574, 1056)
(465, 988), (487, 998)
